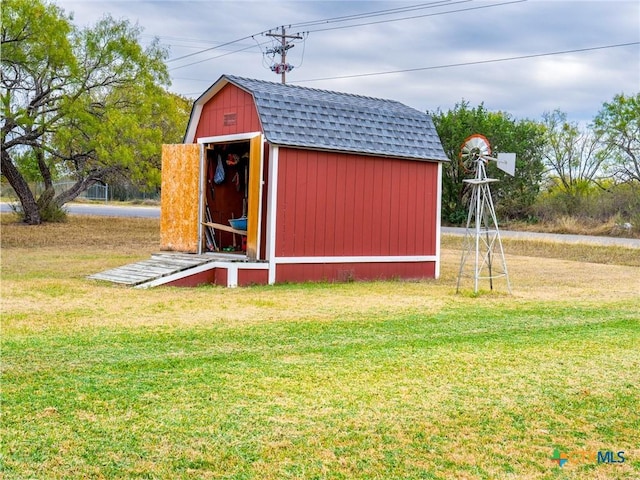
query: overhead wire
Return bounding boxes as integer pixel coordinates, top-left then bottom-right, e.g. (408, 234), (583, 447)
(159, 0), (455, 56)
(288, 0), (455, 28)
(167, 0), (522, 73)
(295, 32), (309, 69)
(252, 34), (273, 70)
(169, 39), (271, 71)
(291, 42), (640, 84)
(164, 1), (475, 68)
(305, 0), (526, 33)
(166, 33), (263, 63)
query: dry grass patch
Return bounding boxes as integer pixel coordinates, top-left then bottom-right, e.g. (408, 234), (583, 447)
(1, 212), (638, 331)
(0, 213), (159, 251)
(440, 234), (640, 268)
(507, 215), (639, 238)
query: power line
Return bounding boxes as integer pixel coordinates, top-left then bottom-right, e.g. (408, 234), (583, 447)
(168, 40), (271, 71)
(166, 33), (261, 63)
(163, 1), (499, 69)
(171, 41), (638, 98)
(291, 42), (640, 84)
(288, 0), (455, 28)
(306, 0), (526, 33)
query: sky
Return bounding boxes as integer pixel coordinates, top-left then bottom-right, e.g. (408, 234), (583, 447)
(53, 0), (639, 125)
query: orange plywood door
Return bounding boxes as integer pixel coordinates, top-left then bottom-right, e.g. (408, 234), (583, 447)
(160, 144), (202, 253)
(246, 134), (263, 260)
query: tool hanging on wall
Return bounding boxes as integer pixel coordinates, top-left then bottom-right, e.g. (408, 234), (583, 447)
(232, 171), (240, 191)
(214, 153), (225, 184)
(204, 200), (218, 251)
(243, 163), (248, 218)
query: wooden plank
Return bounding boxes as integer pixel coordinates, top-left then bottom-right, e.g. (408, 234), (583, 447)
(151, 253), (212, 263)
(91, 269), (169, 285)
(151, 254), (215, 264)
(89, 267), (152, 278)
(149, 259), (209, 269)
(140, 262), (197, 272)
(202, 221), (247, 236)
(117, 259), (179, 269)
(89, 250), (251, 287)
(114, 265), (177, 276)
(96, 267), (156, 278)
(121, 263), (198, 275)
(89, 272), (150, 284)
(139, 258), (202, 269)
(88, 251), (221, 286)
(152, 253), (206, 261)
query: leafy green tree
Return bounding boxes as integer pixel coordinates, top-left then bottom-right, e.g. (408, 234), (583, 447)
(541, 110), (612, 195)
(1, 0), (180, 224)
(593, 93), (640, 183)
(431, 101), (545, 223)
(100, 91), (193, 199)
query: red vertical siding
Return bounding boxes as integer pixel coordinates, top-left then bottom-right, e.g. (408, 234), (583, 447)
(214, 268), (228, 287)
(275, 148), (439, 258)
(238, 269), (269, 287)
(275, 262), (436, 284)
(164, 269), (217, 287)
(194, 84), (261, 139)
(326, 154), (343, 256)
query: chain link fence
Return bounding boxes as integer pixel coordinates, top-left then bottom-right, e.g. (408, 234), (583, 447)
(1, 180), (159, 203)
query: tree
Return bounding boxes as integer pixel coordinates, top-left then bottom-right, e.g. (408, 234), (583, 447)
(431, 101), (545, 223)
(593, 93), (640, 183)
(101, 91), (193, 199)
(541, 110), (612, 194)
(1, 0), (175, 224)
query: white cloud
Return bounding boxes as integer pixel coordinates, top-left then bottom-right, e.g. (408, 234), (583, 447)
(53, 0), (640, 124)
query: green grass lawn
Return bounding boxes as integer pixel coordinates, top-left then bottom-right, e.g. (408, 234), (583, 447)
(1, 215), (639, 479)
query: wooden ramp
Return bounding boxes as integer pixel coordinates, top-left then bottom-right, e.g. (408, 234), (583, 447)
(88, 252), (235, 287)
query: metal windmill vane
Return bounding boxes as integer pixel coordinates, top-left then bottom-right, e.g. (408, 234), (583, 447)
(456, 134), (516, 294)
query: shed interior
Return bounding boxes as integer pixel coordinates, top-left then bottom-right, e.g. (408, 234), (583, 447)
(202, 140), (251, 253)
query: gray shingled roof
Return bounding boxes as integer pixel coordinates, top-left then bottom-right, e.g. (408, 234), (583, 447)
(208, 75), (448, 161)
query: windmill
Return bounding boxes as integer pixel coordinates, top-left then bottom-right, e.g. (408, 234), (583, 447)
(456, 134), (516, 294)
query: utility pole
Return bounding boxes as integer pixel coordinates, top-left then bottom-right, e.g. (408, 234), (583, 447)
(265, 26), (303, 84)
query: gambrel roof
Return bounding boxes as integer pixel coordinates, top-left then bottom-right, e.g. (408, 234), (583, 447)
(184, 74), (449, 162)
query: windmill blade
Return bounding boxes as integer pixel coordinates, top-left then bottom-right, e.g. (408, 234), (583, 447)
(496, 153), (516, 176)
(460, 134), (491, 160)
(460, 134), (492, 173)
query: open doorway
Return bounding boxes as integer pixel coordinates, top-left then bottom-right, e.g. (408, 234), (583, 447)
(202, 140), (250, 254)
(198, 133), (263, 260)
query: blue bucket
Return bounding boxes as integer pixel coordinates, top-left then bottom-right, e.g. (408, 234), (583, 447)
(228, 217), (247, 231)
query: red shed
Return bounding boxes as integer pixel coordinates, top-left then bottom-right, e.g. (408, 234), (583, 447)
(157, 74), (449, 287)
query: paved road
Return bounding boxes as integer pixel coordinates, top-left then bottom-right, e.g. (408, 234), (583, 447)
(2, 202), (638, 248)
(1, 202), (160, 218)
(442, 226), (640, 249)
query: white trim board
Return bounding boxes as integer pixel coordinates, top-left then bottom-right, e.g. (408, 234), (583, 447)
(435, 161), (443, 279)
(266, 145), (279, 284)
(197, 132), (261, 144)
(273, 255), (438, 264)
(135, 261), (268, 289)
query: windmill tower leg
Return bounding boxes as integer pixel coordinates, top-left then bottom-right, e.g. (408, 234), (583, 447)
(483, 183), (511, 294)
(473, 182), (482, 293)
(456, 172), (511, 294)
(456, 181), (480, 293)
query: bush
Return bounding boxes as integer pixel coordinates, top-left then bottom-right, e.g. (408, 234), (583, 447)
(10, 201), (68, 223)
(534, 181), (638, 219)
